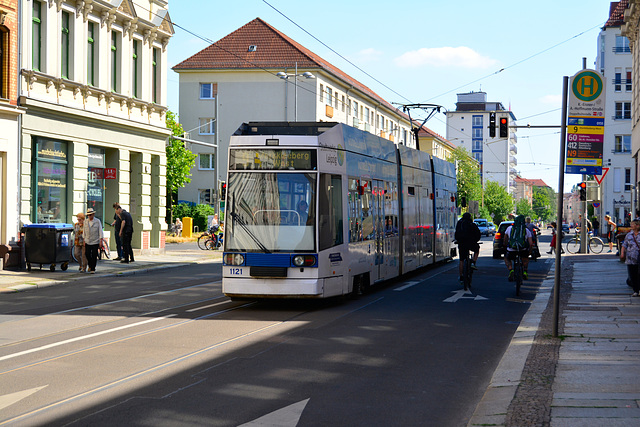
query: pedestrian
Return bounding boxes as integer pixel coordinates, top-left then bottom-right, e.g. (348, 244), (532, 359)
(73, 212), (87, 272)
(116, 205), (135, 263)
(83, 207), (103, 274)
(547, 221), (564, 254)
(111, 202), (123, 260)
(605, 214), (617, 253)
(619, 219), (640, 297)
(592, 217), (600, 237)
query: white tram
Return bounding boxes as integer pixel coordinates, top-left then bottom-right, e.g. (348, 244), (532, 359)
(222, 122), (457, 299)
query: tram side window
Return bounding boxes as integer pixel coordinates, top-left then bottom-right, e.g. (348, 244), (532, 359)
(361, 180), (374, 241)
(348, 178), (361, 243)
(319, 174), (343, 251)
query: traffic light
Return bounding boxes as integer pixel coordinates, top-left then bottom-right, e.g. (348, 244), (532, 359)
(578, 182), (587, 201)
(220, 181), (226, 200)
(499, 117), (509, 138)
(489, 112), (496, 138)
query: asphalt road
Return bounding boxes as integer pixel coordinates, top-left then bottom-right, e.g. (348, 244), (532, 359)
(0, 236), (551, 426)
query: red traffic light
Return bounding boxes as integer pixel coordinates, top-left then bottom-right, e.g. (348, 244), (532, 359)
(578, 182), (586, 189)
(499, 118), (507, 125)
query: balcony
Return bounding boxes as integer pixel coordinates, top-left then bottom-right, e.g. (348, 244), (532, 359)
(510, 144), (517, 154)
(613, 46), (631, 53)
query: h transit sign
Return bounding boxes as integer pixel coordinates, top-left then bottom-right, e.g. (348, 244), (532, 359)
(566, 69), (605, 175)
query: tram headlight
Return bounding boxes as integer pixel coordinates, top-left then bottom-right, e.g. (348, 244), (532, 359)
(292, 255), (317, 267)
(224, 253), (245, 266)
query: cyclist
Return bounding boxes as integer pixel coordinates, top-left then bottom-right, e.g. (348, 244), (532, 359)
(454, 212), (481, 286)
(525, 216), (540, 259)
(504, 214), (534, 281)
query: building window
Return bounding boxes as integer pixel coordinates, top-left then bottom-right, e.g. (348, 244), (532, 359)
(472, 115), (483, 127)
(198, 118), (215, 135)
(326, 87), (332, 105)
(473, 152), (482, 163)
(0, 28), (7, 99)
(61, 12), (71, 79)
(472, 128), (483, 139)
(33, 138), (68, 224)
(199, 153), (215, 170)
(341, 95), (345, 112)
(152, 47), (159, 103)
(364, 107), (370, 123)
(132, 39), (139, 97)
(198, 189), (212, 205)
(615, 135), (631, 153)
(625, 168), (632, 191)
(472, 140), (482, 151)
(32, 1), (42, 71)
(615, 72), (622, 92)
(319, 84), (323, 102)
(615, 102), (631, 119)
(111, 31), (118, 92)
(626, 70), (632, 92)
(87, 22), (96, 86)
(353, 101), (358, 118)
(615, 35), (630, 53)
(200, 83), (216, 99)
(87, 146), (106, 222)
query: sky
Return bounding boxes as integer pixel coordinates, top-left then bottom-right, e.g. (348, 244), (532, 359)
(165, 0), (614, 193)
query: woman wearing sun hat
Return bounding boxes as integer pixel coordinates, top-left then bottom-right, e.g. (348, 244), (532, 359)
(83, 207), (103, 274)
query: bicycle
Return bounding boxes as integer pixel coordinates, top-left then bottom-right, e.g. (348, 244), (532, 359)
(513, 254), (524, 296)
(98, 237), (111, 260)
(565, 231), (604, 254)
(198, 225), (223, 250)
(462, 256), (473, 291)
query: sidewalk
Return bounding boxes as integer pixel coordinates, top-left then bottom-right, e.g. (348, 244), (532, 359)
(469, 252), (640, 426)
(0, 244), (223, 294)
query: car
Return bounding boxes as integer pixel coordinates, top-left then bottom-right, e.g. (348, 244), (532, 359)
(474, 219), (494, 236)
(493, 220), (514, 259)
(487, 222), (496, 235)
(562, 224), (570, 235)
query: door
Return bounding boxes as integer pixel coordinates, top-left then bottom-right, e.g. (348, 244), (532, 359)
(373, 179), (385, 280)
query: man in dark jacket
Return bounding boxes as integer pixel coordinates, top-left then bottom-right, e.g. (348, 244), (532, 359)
(454, 212), (481, 286)
(116, 205), (135, 263)
(111, 203), (123, 260)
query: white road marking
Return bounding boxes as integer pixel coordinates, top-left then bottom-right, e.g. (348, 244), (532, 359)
(239, 398), (310, 427)
(443, 290), (489, 303)
(0, 386), (48, 411)
(0, 315), (176, 362)
(186, 300), (230, 312)
(394, 281), (420, 291)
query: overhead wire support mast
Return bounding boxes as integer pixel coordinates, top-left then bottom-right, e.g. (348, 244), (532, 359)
(394, 103), (446, 148)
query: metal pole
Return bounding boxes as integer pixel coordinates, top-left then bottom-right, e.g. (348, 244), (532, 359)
(553, 76), (569, 337)
(294, 62), (298, 122)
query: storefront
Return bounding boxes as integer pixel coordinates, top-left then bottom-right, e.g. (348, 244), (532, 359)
(32, 137), (68, 224)
(87, 146), (105, 224)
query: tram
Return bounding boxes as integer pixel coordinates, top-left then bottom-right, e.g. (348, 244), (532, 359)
(222, 122), (457, 299)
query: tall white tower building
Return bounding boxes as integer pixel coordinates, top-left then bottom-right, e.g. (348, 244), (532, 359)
(446, 92), (517, 193)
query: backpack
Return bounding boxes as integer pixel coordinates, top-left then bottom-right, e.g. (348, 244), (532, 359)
(509, 218), (529, 250)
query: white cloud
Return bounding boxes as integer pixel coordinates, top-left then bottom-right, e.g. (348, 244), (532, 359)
(394, 46), (498, 69)
(352, 48), (383, 63)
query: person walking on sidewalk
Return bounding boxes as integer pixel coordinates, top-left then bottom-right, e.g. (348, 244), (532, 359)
(547, 221), (564, 254)
(110, 202), (124, 260)
(620, 220), (640, 297)
(116, 205), (135, 263)
(83, 208), (103, 274)
(73, 212), (87, 272)
(605, 214), (617, 253)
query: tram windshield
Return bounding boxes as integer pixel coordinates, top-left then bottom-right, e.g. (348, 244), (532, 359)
(226, 172), (316, 252)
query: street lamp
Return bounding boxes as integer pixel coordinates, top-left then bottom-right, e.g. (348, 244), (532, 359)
(276, 63), (315, 122)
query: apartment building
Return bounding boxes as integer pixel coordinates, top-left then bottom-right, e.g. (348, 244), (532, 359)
(598, 0), (634, 225)
(0, 0), (23, 268)
(172, 18), (421, 208)
(445, 91), (517, 194)
(19, 0), (173, 253)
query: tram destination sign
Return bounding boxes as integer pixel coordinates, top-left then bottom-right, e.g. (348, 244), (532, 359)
(566, 69), (605, 175)
(229, 149), (317, 170)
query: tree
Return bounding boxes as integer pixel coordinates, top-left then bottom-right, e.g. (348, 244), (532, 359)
(516, 198), (535, 218)
(448, 146), (482, 209)
(532, 186), (556, 222)
(483, 181), (514, 224)
(165, 111), (197, 220)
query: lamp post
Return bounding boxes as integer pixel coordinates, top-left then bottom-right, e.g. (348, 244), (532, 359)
(276, 63), (315, 122)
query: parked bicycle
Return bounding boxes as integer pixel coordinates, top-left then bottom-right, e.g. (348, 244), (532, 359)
(198, 225), (223, 250)
(566, 231), (604, 254)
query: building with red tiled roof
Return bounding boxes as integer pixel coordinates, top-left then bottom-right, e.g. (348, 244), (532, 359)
(173, 17), (449, 206)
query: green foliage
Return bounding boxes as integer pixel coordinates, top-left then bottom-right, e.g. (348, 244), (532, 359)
(532, 186), (556, 222)
(483, 181), (514, 224)
(516, 198), (535, 218)
(448, 147), (482, 207)
(172, 203), (217, 231)
(166, 111), (197, 197)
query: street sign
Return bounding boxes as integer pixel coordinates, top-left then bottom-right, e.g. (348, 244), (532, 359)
(594, 167), (609, 185)
(593, 202), (600, 208)
(566, 70), (605, 175)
